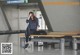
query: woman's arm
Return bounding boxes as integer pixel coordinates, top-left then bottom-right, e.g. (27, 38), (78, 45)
(26, 15), (31, 23)
(26, 19), (29, 23)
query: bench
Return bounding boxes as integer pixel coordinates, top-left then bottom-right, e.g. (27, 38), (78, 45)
(19, 32), (80, 50)
(19, 32), (80, 37)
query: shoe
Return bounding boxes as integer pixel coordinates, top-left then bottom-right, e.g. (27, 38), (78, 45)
(24, 44), (29, 49)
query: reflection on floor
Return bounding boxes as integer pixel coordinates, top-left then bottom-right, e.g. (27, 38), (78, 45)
(20, 42), (80, 55)
(20, 46), (80, 55)
(0, 34), (80, 55)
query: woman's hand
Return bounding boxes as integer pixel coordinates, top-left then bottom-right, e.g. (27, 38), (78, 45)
(29, 14), (32, 17)
(36, 26), (40, 31)
(27, 14), (32, 20)
(36, 28), (39, 31)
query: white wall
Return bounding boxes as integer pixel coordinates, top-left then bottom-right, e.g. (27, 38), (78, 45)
(3, 5), (39, 30)
(3, 6), (19, 30)
(0, 7), (9, 42)
(0, 8), (8, 31)
(41, 0), (80, 32)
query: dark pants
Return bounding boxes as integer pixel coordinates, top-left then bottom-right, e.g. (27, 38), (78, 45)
(25, 27), (36, 42)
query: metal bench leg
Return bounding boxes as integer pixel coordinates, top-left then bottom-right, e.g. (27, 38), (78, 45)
(73, 38), (77, 50)
(61, 38), (65, 55)
(38, 41), (43, 51)
(73, 50), (77, 55)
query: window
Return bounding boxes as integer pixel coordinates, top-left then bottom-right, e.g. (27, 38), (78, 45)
(36, 11), (48, 30)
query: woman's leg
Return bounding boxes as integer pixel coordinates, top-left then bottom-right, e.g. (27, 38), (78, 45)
(30, 29), (36, 34)
(24, 28), (30, 48)
(25, 32), (29, 43)
(29, 29), (36, 41)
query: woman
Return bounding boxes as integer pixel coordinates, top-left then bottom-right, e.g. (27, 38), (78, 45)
(24, 12), (39, 48)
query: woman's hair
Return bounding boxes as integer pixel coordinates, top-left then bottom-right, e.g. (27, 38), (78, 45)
(29, 12), (34, 15)
(29, 12), (36, 20)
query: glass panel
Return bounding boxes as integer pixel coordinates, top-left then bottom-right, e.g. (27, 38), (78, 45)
(7, 0), (25, 4)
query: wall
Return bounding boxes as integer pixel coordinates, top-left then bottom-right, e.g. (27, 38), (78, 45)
(0, 7), (9, 42)
(2, 5), (39, 30)
(41, 0), (80, 32)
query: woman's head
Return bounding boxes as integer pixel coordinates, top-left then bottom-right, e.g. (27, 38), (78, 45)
(29, 12), (34, 17)
(29, 12), (36, 20)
